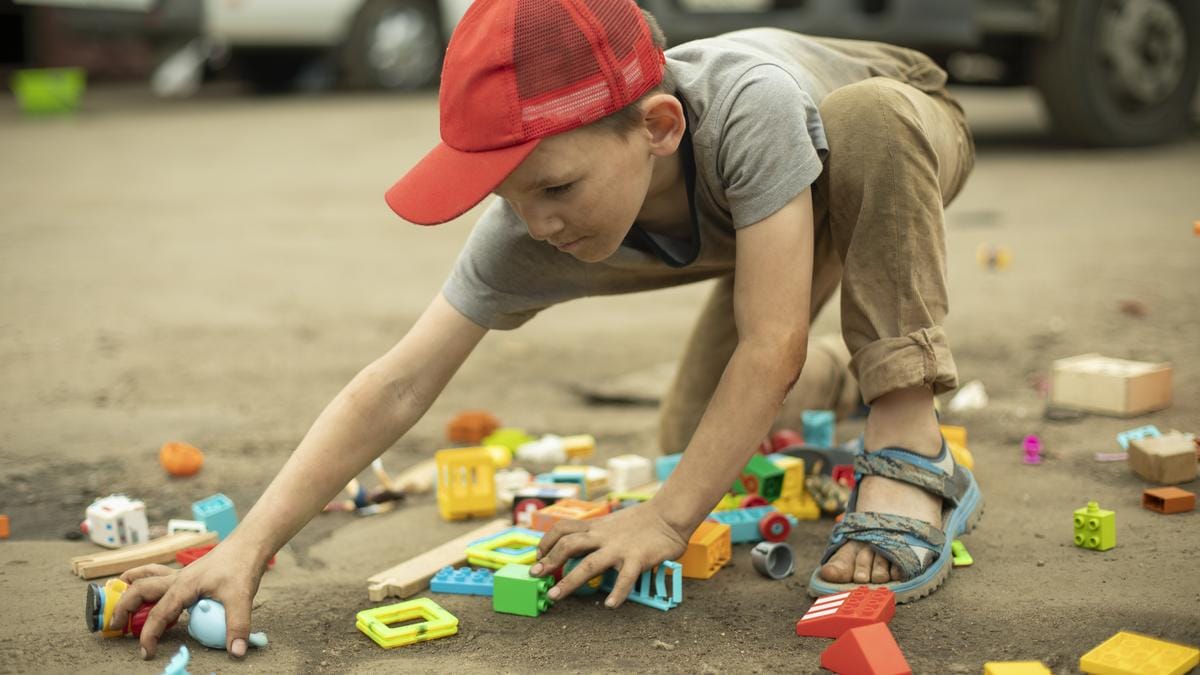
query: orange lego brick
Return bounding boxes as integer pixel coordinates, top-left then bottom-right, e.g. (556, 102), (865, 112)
(678, 521), (731, 580)
(1080, 631), (1199, 675)
(0, 514), (8, 539)
(529, 499), (610, 533)
(1142, 486), (1196, 514)
(820, 622), (911, 675)
(796, 587), (895, 639)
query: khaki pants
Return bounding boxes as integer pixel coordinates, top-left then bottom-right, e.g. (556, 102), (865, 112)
(659, 75), (976, 454)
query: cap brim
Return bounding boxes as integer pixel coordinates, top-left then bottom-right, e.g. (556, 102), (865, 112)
(385, 138), (541, 225)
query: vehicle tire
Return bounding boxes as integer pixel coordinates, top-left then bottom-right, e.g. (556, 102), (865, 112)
(758, 512), (792, 543)
(341, 0), (443, 90)
(1032, 0), (1200, 146)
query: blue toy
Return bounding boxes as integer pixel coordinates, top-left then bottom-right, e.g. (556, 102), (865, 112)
(430, 566), (494, 596)
(801, 410), (835, 449)
(1116, 425), (1161, 450)
(187, 599), (268, 650)
(600, 561), (682, 611)
(161, 645), (190, 675)
(191, 494), (238, 541)
(707, 506), (797, 544)
(655, 453), (683, 482)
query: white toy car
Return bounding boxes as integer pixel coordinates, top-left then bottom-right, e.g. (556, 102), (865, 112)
(81, 494), (150, 548)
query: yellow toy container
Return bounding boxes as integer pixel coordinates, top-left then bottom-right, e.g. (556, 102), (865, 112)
(435, 447), (497, 520)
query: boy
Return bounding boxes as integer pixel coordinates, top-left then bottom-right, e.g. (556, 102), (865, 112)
(116, 0), (981, 660)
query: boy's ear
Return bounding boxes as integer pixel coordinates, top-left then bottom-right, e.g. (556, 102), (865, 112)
(640, 93), (685, 157)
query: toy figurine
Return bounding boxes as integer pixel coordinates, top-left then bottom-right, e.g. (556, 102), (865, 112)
(86, 578), (176, 638)
(1022, 435), (1043, 465)
(187, 599), (268, 650)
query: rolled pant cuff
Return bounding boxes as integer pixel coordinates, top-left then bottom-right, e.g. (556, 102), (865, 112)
(851, 326), (958, 404)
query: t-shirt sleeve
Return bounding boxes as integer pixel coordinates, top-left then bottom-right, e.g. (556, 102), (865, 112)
(716, 64), (826, 229)
(440, 198), (590, 330)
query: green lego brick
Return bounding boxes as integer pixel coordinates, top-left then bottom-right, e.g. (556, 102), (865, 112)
(732, 455), (784, 501)
(492, 563), (553, 617)
(1073, 501), (1116, 551)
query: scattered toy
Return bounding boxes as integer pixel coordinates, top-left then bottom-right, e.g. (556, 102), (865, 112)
(187, 598), (268, 650)
(1117, 298), (1149, 318)
(161, 645), (190, 675)
(175, 542), (275, 569)
(1073, 501), (1116, 552)
(606, 454), (653, 492)
(707, 506), (795, 544)
(86, 577), (176, 638)
(0, 514), (8, 539)
(537, 464), (609, 499)
(1079, 631), (1198, 675)
(71, 531), (217, 579)
(1093, 452), (1128, 462)
(83, 494), (150, 548)
(1142, 486), (1196, 514)
(1021, 435), (1042, 465)
(948, 380), (988, 413)
(976, 242), (1012, 271)
(801, 410), (836, 448)
(805, 473), (851, 515)
(366, 518), (509, 601)
(516, 434), (595, 464)
(466, 526), (542, 569)
(678, 521), (731, 580)
(1117, 424), (1161, 450)
(510, 483), (579, 527)
(159, 441), (204, 477)
(820, 622), (911, 675)
(530, 499), (609, 533)
(601, 560), (683, 611)
(1129, 431), (1197, 484)
(430, 566), (495, 596)
(767, 454), (821, 521)
(796, 587), (895, 639)
(435, 447), (498, 520)
(655, 452), (683, 481)
(983, 662), (1051, 674)
(769, 429), (805, 452)
(733, 454), (785, 501)
(446, 410), (501, 444)
(494, 467), (532, 503)
(951, 539), (973, 567)
(191, 494), (238, 540)
(750, 541), (795, 579)
(493, 563), (554, 617)
(357, 598), (458, 648)
(481, 427), (535, 454)
(1050, 353), (1172, 417)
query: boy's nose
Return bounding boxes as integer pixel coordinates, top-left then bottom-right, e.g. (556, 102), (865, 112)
(526, 216), (566, 242)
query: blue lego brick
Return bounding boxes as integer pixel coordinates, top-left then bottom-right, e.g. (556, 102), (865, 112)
(801, 410), (835, 449)
(191, 493), (237, 541)
(1116, 425), (1161, 450)
(707, 506), (798, 544)
(430, 566), (494, 596)
(601, 561), (682, 611)
(655, 453), (683, 482)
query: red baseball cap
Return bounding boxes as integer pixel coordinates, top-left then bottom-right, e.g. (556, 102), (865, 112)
(385, 0), (666, 225)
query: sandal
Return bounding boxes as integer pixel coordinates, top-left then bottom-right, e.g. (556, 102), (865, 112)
(806, 439), (983, 603)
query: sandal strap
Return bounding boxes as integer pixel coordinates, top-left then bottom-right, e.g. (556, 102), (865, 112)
(853, 444), (969, 505)
(822, 512), (947, 579)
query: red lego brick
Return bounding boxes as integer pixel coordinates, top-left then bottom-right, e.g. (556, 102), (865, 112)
(820, 622), (912, 675)
(796, 587), (895, 639)
(1142, 486), (1196, 514)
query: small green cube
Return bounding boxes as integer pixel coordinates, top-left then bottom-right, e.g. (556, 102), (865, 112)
(492, 563), (553, 617)
(1073, 501), (1116, 551)
(732, 455), (784, 501)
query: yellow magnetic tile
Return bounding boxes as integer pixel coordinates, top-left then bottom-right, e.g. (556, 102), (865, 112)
(1080, 631), (1200, 675)
(983, 662), (1051, 675)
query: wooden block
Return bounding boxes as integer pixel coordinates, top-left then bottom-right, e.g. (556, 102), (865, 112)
(70, 531), (217, 579)
(1050, 354), (1172, 417)
(366, 518), (509, 601)
(1129, 432), (1197, 485)
(1142, 486), (1196, 514)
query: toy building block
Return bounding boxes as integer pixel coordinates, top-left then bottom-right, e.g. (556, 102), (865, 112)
(544, 465), (608, 499)
(1142, 486), (1196, 514)
(435, 447), (497, 521)
(516, 434), (595, 465)
(70, 531), (217, 580)
(601, 560), (683, 611)
(446, 409), (501, 444)
(733, 454), (784, 501)
(796, 586), (896, 639)
(607, 481), (662, 511)
(767, 454), (821, 521)
(678, 520), (731, 579)
(167, 519), (207, 536)
(939, 424), (967, 448)
(950, 540), (973, 567)
(1117, 425), (1161, 450)
(1079, 630), (1199, 675)
(511, 483), (579, 527)
(85, 494), (151, 548)
(983, 662), (1052, 674)
(430, 566), (495, 596)
(530, 498), (610, 533)
(819, 622), (912, 675)
(493, 563), (554, 617)
(494, 467), (532, 503)
(367, 518), (509, 601)
(1128, 431), (1198, 484)
(191, 493), (237, 541)
(0, 514), (8, 539)
(769, 429), (805, 452)
(1073, 501), (1116, 551)
(606, 454), (654, 492)
(707, 506), (796, 544)
(466, 527), (543, 569)
(481, 427), (534, 453)
(655, 453), (683, 481)
(356, 598), (458, 648)
(1050, 353), (1172, 417)
(802, 409), (836, 448)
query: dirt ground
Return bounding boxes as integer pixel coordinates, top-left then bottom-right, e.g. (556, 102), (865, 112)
(1, 83), (1198, 674)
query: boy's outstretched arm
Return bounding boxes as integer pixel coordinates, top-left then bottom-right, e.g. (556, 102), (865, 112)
(535, 187), (815, 606)
(115, 293), (487, 658)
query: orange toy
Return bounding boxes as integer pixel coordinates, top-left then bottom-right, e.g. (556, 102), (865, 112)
(446, 410), (501, 444)
(159, 441), (205, 477)
(0, 514), (9, 539)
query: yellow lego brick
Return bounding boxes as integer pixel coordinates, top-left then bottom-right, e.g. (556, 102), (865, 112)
(983, 662), (1051, 675)
(774, 494), (820, 521)
(948, 439), (974, 471)
(1080, 631), (1199, 675)
(356, 598), (458, 649)
(940, 424), (967, 448)
(713, 493), (742, 511)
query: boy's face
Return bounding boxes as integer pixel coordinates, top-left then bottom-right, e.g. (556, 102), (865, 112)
(493, 120), (663, 263)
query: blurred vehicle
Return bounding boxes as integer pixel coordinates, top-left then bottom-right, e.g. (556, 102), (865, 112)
(14, 0), (1200, 146)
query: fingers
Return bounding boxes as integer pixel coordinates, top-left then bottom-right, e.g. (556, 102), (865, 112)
(532, 520), (591, 575)
(220, 591), (253, 658)
(111, 575), (171, 632)
(603, 560), (643, 609)
(138, 583), (197, 660)
(120, 564), (175, 584)
(549, 551), (613, 601)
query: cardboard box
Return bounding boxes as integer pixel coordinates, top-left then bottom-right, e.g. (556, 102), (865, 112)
(1129, 431), (1198, 485)
(1050, 354), (1172, 417)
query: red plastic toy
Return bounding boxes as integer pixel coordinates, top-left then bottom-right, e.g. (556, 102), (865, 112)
(796, 586), (895, 639)
(770, 429), (805, 452)
(176, 543), (275, 569)
(820, 622), (912, 675)
(831, 464), (856, 489)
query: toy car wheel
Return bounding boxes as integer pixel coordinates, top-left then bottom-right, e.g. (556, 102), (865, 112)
(513, 498), (545, 526)
(740, 495), (768, 508)
(740, 475), (760, 495)
(759, 512), (791, 542)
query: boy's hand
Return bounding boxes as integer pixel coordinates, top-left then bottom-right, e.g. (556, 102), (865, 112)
(530, 501), (689, 607)
(110, 539), (265, 660)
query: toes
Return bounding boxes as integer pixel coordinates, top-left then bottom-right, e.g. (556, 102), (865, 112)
(852, 545), (874, 584)
(870, 554), (891, 583)
(890, 562), (904, 581)
(818, 543), (859, 583)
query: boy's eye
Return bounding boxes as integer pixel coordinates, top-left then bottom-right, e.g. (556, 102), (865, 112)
(544, 182), (574, 196)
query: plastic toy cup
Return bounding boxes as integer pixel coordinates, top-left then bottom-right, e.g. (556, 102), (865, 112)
(751, 541), (795, 579)
(10, 68), (86, 115)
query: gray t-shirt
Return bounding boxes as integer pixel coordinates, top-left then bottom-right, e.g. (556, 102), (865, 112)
(442, 29), (945, 330)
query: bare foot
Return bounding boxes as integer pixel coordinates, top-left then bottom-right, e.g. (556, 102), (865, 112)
(818, 387), (945, 584)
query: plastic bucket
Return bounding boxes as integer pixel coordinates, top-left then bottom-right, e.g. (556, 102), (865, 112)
(10, 67), (87, 115)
